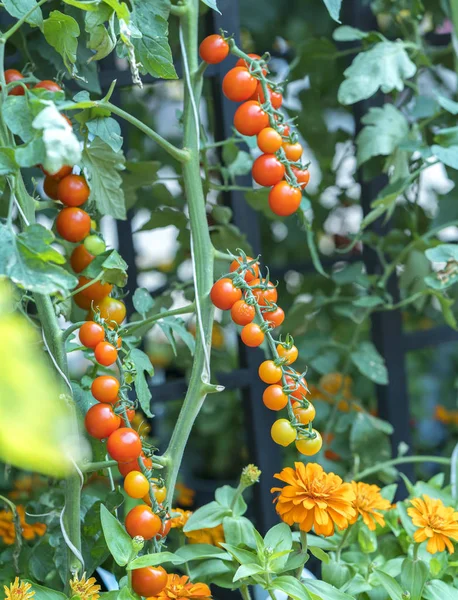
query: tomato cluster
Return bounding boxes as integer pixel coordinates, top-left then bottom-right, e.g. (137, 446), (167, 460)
(199, 35), (310, 218)
(210, 254), (322, 456)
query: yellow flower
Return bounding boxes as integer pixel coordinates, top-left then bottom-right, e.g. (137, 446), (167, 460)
(407, 495), (458, 554)
(271, 462), (356, 537)
(0, 505), (46, 545)
(4, 578), (34, 600)
(350, 482), (391, 531)
(185, 524), (224, 547)
(170, 508), (192, 529)
(69, 573), (101, 600)
(148, 573), (212, 599)
(175, 482), (195, 508)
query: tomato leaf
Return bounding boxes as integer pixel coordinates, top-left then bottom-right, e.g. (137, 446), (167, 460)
(43, 11), (80, 72)
(0, 148), (18, 175)
(82, 249), (128, 287)
(158, 315), (195, 356)
(128, 348), (154, 418)
(87, 117), (123, 153)
(304, 219), (328, 279)
(131, 0), (177, 80)
(322, 0), (342, 23)
(85, 7), (117, 62)
(357, 105), (409, 166)
(3, 0), (43, 29)
(133, 288), (155, 317)
(100, 504), (135, 566)
(82, 137), (126, 220)
(2, 96), (35, 142)
(201, 0), (221, 14)
(351, 341), (388, 384)
(431, 144), (458, 170)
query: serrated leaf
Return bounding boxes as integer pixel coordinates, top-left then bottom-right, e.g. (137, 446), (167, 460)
(87, 117), (123, 152)
(338, 41), (416, 105)
(4, 0), (43, 29)
(351, 341), (388, 384)
(100, 504), (134, 566)
(322, 0), (341, 22)
(133, 288), (154, 317)
(82, 249), (128, 287)
(158, 316), (195, 355)
(43, 11), (80, 72)
(140, 206), (188, 232)
(129, 348), (154, 418)
(2, 96), (35, 142)
(82, 138), (126, 220)
(431, 145), (458, 169)
(356, 105), (408, 166)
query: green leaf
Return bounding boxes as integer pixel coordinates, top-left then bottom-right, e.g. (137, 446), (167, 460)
(356, 105), (408, 166)
(183, 501), (231, 532)
(201, 0), (221, 14)
(117, 588), (136, 600)
(304, 579), (355, 600)
(3, 0), (43, 29)
(158, 316), (195, 355)
(373, 570), (404, 600)
(321, 560), (350, 588)
(133, 288), (154, 317)
(131, 0), (177, 79)
(431, 145), (458, 169)
(333, 25), (368, 41)
(26, 582), (67, 600)
(264, 523), (292, 554)
(2, 96), (34, 142)
(140, 206), (188, 232)
(437, 95), (458, 115)
(358, 524), (377, 553)
(350, 413), (392, 467)
(129, 348), (154, 418)
(64, 0), (99, 10)
(87, 117), (123, 153)
(82, 138), (126, 220)
(351, 341), (388, 384)
(338, 41), (416, 105)
(222, 516), (255, 547)
(215, 485), (247, 516)
(43, 11), (80, 72)
(175, 543), (231, 562)
(82, 249), (128, 287)
(433, 126), (458, 148)
(423, 580), (458, 600)
(100, 504), (135, 566)
(305, 220), (328, 278)
(273, 576), (314, 600)
(401, 558), (428, 600)
(227, 151), (252, 178)
(0, 148), (18, 175)
(128, 551), (184, 569)
(220, 543), (259, 566)
(352, 296), (384, 307)
(85, 4), (116, 62)
(322, 0), (341, 21)
(233, 563), (265, 581)
(293, 533), (337, 550)
(309, 546), (330, 564)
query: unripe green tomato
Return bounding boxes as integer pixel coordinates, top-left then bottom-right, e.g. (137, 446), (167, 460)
(84, 235), (106, 256)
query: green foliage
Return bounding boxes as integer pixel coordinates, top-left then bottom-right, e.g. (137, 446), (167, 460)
(100, 504), (135, 567)
(3, 0), (43, 29)
(43, 11), (80, 72)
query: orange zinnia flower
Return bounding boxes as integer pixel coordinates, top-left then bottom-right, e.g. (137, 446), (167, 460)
(0, 505), (46, 545)
(350, 482), (391, 530)
(148, 574), (211, 599)
(407, 495), (458, 554)
(185, 524), (224, 547)
(170, 508), (192, 529)
(4, 577), (34, 600)
(69, 573), (100, 600)
(271, 462), (356, 536)
(175, 482), (195, 508)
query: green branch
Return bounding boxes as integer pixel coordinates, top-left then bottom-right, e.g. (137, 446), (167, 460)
(354, 456), (451, 481)
(1, 0), (48, 42)
(119, 303), (196, 336)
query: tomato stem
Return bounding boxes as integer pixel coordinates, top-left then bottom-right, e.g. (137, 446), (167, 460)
(119, 302), (196, 336)
(353, 455), (452, 482)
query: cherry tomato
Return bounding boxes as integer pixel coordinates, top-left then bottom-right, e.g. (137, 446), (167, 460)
(229, 255), (259, 282)
(84, 403), (121, 439)
(241, 323), (264, 347)
(41, 164), (73, 180)
(94, 341), (118, 366)
(70, 244), (95, 273)
(269, 181), (302, 217)
(57, 174), (90, 207)
(249, 278), (278, 306)
(92, 297), (126, 325)
(124, 471), (150, 499)
(74, 292), (93, 310)
(282, 142), (303, 162)
(56, 207), (91, 243)
(291, 167), (310, 189)
(125, 408), (135, 422)
(280, 124), (290, 136)
(79, 321), (105, 348)
(34, 80), (62, 92)
(4, 69), (25, 96)
(84, 235), (106, 256)
(257, 127), (283, 154)
(250, 83), (283, 108)
(151, 480), (167, 503)
(285, 373), (308, 400)
(118, 454), (153, 477)
(156, 514), (172, 539)
(295, 430), (322, 456)
(131, 566), (167, 597)
(231, 300), (255, 326)
(107, 427), (142, 462)
(263, 307), (285, 328)
(271, 419), (296, 446)
(292, 401), (316, 425)
(125, 505), (162, 539)
(199, 34), (229, 64)
(210, 278), (242, 310)
(277, 344), (298, 365)
(43, 175), (59, 200)
(78, 276), (112, 302)
(91, 375), (120, 404)
(252, 154), (285, 187)
(263, 385), (288, 411)
(236, 53), (263, 69)
(234, 101), (269, 137)
(258, 360), (282, 384)
(222, 67), (258, 102)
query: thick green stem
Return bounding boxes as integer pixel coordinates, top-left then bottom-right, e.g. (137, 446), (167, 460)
(163, 0), (215, 506)
(354, 456), (451, 481)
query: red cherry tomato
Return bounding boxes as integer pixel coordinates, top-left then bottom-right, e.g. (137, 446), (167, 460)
(199, 34), (229, 64)
(257, 128), (283, 154)
(56, 207), (91, 243)
(252, 154), (285, 187)
(34, 80), (62, 92)
(222, 67), (258, 102)
(4, 69), (25, 96)
(74, 292), (93, 310)
(210, 278), (242, 310)
(79, 321), (105, 348)
(231, 300), (255, 326)
(229, 255), (259, 282)
(131, 566), (167, 597)
(57, 174), (90, 207)
(235, 53), (263, 69)
(249, 278), (278, 306)
(285, 373), (308, 400)
(291, 167), (310, 189)
(156, 514), (172, 539)
(78, 276), (112, 302)
(70, 244), (94, 273)
(250, 83), (283, 108)
(234, 101), (269, 137)
(94, 341), (118, 366)
(118, 454), (153, 477)
(41, 165), (73, 180)
(268, 181), (302, 216)
(91, 375), (120, 404)
(263, 306), (285, 328)
(43, 176), (59, 200)
(85, 403), (121, 439)
(107, 427), (142, 462)
(125, 505), (162, 539)
(241, 323), (264, 347)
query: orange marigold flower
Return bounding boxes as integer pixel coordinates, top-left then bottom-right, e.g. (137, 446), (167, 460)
(271, 462), (356, 537)
(170, 508), (192, 529)
(69, 572), (101, 600)
(0, 505), (46, 545)
(148, 574), (211, 600)
(350, 482), (391, 531)
(175, 482), (195, 508)
(407, 495), (458, 554)
(4, 578), (34, 600)
(185, 524), (224, 547)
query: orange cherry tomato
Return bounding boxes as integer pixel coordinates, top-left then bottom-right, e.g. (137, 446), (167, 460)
(92, 297), (126, 325)
(258, 360), (282, 384)
(125, 505), (162, 539)
(231, 300), (255, 326)
(4, 69), (25, 96)
(210, 278), (242, 310)
(257, 127), (283, 154)
(41, 164), (73, 180)
(70, 244), (94, 273)
(107, 427), (142, 462)
(79, 321), (105, 348)
(269, 181), (302, 217)
(78, 276), (112, 302)
(277, 344), (298, 365)
(94, 341), (118, 366)
(156, 514), (172, 539)
(241, 323), (264, 347)
(199, 34), (229, 64)
(291, 167), (310, 189)
(250, 83), (283, 108)
(235, 53), (264, 70)
(118, 454), (153, 477)
(131, 566), (167, 597)
(249, 278), (278, 306)
(43, 175), (59, 200)
(229, 255), (259, 282)
(282, 142), (303, 162)
(84, 403), (121, 439)
(263, 307), (285, 328)
(57, 174), (90, 207)
(285, 373), (308, 400)
(263, 385), (288, 411)
(222, 67), (258, 102)
(74, 292), (93, 310)
(151, 479), (167, 503)
(34, 80), (62, 92)
(124, 471), (150, 499)
(91, 375), (119, 404)
(56, 207), (91, 243)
